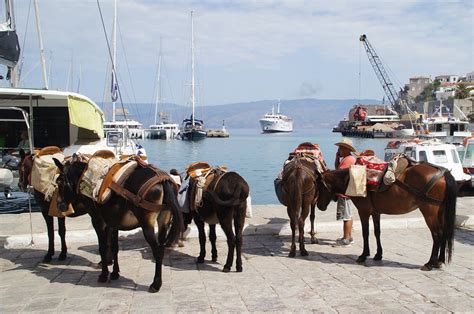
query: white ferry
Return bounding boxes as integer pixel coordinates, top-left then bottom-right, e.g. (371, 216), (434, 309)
(259, 102), (293, 133)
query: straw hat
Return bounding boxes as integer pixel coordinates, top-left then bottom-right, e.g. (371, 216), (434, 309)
(335, 138), (356, 153)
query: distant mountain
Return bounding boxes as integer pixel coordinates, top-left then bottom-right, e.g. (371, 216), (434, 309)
(106, 98), (380, 129)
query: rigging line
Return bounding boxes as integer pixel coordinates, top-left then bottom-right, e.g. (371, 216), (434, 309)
(17, 0), (33, 82)
(96, 0), (127, 121)
(117, 19), (140, 119)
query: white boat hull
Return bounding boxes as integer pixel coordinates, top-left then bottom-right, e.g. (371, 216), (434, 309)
(259, 119), (293, 133)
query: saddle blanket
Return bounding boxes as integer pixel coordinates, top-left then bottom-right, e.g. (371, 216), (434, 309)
(356, 155), (388, 186)
(79, 155), (117, 199)
(31, 152), (65, 201)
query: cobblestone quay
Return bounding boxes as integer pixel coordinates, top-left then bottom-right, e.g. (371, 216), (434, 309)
(1, 199), (473, 312)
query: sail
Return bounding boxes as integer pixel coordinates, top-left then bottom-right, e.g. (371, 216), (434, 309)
(0, 22), (20, 67)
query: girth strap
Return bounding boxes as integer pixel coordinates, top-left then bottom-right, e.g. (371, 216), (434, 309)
(394, 168), (447, 204)
(109, 180), (165, 212)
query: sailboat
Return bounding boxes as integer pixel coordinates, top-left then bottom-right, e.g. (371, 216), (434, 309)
(180, 11), (206, 141)
(102, 0), (144, 140)
(145, 40), (179, 140)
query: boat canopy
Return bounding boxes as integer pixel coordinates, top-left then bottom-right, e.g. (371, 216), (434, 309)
(0, 23), (20, 67)
(0, 88), (104, 149)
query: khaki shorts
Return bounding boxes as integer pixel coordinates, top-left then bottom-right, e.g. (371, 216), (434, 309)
(336, 197), (353, 221)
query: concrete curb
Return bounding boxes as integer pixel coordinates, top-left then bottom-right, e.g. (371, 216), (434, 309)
(4, 214), (473, 249)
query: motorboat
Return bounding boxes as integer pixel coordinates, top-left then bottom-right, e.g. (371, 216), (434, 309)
(384, 138), (471, 184)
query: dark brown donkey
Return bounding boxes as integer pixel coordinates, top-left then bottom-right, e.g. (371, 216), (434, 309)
(279, 154), (322, 257)
(316, 159), (457, 270)
(187, 166), (249, 272)
(53, 155), (182, 292)
(18, 148), (101, 263)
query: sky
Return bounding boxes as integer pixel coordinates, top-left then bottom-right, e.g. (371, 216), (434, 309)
(2, 0), (473, 108)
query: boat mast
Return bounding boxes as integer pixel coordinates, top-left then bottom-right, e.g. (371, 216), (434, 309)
(191, 10), (195, 127)
(111, 0), (117, 122)
(154, 38), (162, 125)
(33, 0), (48, 89)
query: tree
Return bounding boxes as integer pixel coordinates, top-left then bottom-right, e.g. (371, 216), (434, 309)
(455, 83), (469, 99)
(415, 80), (440, 102)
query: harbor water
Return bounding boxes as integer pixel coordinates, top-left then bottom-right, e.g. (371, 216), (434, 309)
(143, 128), (393, 204)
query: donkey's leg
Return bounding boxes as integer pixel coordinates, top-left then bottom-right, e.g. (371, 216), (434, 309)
(141, 223), (164, 293)
(309, 204), (318, 244)
(357, 213), (371, 264)
(91, 217), (110, 283)
(209, 224), (218, 262)
(220, 216), (236, 272)
(287, 206), (297, 257)
(194, 213), (207, 263)
(58, 217), (67, 261)
(372, 213), (383, 261)
(109, 228), (121, 280)
(420, 205), (442, 271)
(234, 203), (246, 272)
(41, 209), (55, 263)
(298, 203), (310, 256)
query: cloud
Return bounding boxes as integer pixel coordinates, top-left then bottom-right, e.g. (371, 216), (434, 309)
(6, 0), (473, 104)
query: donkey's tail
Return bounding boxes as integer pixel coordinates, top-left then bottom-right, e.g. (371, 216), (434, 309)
(287, 169), (303, 219)
(442, 171), (457, 263)
(162, 180), (184, 247)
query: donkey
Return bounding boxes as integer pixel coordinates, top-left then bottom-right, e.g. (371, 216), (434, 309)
(54, 155), (182, 292)
(18, 149), (105, 263)
(316, 160), (457, 270)
(187, 168), (249, 272)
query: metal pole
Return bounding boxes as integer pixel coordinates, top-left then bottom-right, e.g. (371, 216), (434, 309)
(33, 0), (48, 89)
(191, 11), (195, 127)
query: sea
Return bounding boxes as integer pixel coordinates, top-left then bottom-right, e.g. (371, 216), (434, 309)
(0, 128), (392, 213)
(143, 128), (392, 204)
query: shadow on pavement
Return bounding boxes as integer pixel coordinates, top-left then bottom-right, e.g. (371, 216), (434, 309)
(0, 247), (148, 291)
(243, 234), (422, 270)
(454, 227), (473, 246)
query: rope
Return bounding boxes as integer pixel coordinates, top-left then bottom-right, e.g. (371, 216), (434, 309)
(27, 185), (35, 246)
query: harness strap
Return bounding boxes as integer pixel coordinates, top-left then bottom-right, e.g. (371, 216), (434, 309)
(109, 181), (165, 212)
(394, 168), (446, 204)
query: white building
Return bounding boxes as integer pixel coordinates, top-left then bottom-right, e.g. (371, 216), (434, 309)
(435, 75), (460, 84)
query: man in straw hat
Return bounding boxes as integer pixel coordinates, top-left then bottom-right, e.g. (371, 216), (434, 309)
(334, 138), (358, 247)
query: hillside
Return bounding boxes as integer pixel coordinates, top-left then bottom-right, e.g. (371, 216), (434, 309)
(105, 98), (381, 129)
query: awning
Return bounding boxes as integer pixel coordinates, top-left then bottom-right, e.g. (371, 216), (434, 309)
(67, 95), (104, 137)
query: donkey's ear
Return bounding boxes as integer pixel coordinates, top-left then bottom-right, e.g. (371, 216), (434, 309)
(53, 158), (64, 172)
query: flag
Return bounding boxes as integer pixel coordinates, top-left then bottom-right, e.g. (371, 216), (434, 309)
(111, 70), (118, 102)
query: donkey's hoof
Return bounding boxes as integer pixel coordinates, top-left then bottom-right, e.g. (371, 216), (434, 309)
(433, 262), (445, 270)
(98, 273), (108, 283)
(311, 238), (319, 244)
(288, 250), (296, 258)
(42, 255), (53, 263)
(301, 249), (309, 257)
(58, 252), (67, 261)
(373, 254), (383, 261)
(222, 266), (231, 273)
(236, 266), (243, 272)
(110, 272), (120, 280)
(420, 264), (433, 271)
(212, 256), (218, 263)
(356, 256), (367, 264)
(148, 282), (161, 293)
(195, 256), (205, 264)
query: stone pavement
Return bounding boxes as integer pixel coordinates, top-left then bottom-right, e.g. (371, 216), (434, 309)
(0, 227), (473, 313)
(0, 198), (473, 312)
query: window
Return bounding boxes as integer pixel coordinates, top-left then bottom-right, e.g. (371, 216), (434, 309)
(432, 150), (448, 163)
(451, 150), (460, 163)
(418, 151), (427, 162)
